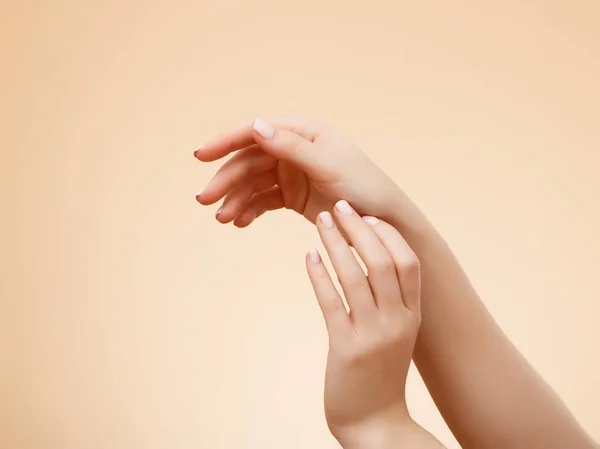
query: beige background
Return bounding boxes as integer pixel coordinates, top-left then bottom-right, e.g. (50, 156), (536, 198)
(1, 1), (599, 448)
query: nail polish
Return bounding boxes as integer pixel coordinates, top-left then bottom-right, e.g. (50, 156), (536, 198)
(335, 200), (353, 216)
(309, 249), (321, 264)
(253, 118), (275, 140)
(362, 216), (379, 226)
(319, 211), (334, 229)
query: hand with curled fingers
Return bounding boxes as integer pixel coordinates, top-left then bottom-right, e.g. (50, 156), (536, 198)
(194, 117), (403, 228)
(306, 199), (427, 448)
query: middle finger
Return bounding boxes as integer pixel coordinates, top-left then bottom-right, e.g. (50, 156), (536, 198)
(317, 210), (378, 327)
(196, 145), (276, 205)
(332, 200), (402, 313)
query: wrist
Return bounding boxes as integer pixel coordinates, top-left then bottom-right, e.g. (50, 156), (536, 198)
(336, 418), (446, 449)
(331, 405), (412, 449)
(335, 417), (415, 449)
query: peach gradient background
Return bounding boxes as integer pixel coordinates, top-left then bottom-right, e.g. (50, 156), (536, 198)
(1, 1), (599, 448)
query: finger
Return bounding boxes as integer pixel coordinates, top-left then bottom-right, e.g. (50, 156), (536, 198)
(196, 145), (276, 205)
(316, 210), (377, 326)
(332, 200), (401, 312)
(252, 118), (332, 180)
(363, 217), (421, 312)
(216, 171), (278, 223)
(233, 186), (285, 228)
(306, 249), (352, 340)
(194, 117), (320, 162)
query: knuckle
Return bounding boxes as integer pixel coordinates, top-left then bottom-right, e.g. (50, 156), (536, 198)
(342, 272), (368, 291)
(361, 338), (391, 359)
(384, 315), (420, 342)
(323, 297), (345, 314)
(277, 133), (303, 152)
(398, 253), (421, 273)
(368, 254), (396, 275)
(340, 336), (388, 363)
(386, 324), (410, 344)
(340, 345), (370, 365)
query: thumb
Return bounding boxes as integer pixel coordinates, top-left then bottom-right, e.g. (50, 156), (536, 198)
(252, 118), (324, 173)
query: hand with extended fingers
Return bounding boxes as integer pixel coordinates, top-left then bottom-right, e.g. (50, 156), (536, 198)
(305, 200), (439, 448)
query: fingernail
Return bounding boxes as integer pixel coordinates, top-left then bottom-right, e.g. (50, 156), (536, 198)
(193, 145), (203, 158)
(253, 118), (275, 140)
(335, 200), (353, 216)
(362, 215), (379, 226)
(309, 248), (321, 264)
(216, 206), (223, 216)
(319, 211), (334, 229)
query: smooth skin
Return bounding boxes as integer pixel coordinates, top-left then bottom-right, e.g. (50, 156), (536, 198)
(195, 117), (597, 449)
(306, 202), (444, 448)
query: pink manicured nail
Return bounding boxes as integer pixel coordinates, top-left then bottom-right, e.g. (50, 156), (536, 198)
(362, 216), (379, 226)
(309, 249), (321, 264)
(319, 211), (334, 229)
(335, 200), (353, 216)
(253, 118), (275, 140)
(216, 206), (223, 216)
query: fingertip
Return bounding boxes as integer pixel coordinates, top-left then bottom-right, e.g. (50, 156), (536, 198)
(193, 146), (210, 162)
(214, 206), (228, 223)
(334, 199), (354, 216)
(253, 118), (275, 140)
(218, 207), (239, 224)
(317, 211), (335, 229)
(233, 211), (254, 228)
(195, 192), (212, 205)
(193, 146), (222, 163)
(305, 252), (313, 270)
(362, 215), (380, 226)
(308, 248), (321, 264)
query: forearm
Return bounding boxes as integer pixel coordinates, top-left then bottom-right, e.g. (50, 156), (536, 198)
(384, 190), (595, 449)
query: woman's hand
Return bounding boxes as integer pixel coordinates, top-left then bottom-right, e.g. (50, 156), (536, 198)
(194, 118), (403, 227)
(306, 199), (422, 447)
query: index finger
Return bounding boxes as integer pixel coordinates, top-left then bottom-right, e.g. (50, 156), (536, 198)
(193, 117), (319, 162)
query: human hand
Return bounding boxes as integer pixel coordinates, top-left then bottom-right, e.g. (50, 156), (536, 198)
(194, 118), (404, 227)
(305, 199), (421, 447)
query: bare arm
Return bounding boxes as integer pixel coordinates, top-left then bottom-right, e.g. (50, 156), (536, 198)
(194, 117), (596, 448)
(383, 192), (596, 449)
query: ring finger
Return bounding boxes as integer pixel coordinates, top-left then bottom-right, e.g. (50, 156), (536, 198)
(196, 145), (276, 205)
(216, 171), (277, 223)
